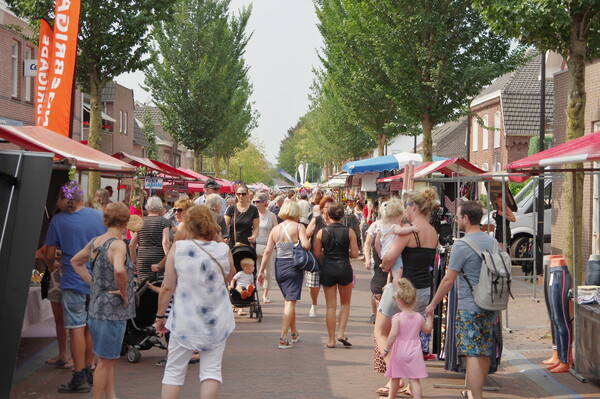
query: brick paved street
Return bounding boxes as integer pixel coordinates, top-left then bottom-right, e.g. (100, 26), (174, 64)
(11, 261), (600, 398)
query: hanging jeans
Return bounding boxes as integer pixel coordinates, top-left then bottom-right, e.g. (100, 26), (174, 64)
(548, 265), (572, 364)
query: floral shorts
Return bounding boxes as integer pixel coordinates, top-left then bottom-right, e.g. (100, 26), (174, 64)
(455, 310), (495, 357)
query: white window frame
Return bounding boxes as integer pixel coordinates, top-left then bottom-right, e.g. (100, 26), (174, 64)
(11, 42), (19, 98)
(493, 162), (502, 172)
(24, 47), (33, 102)
(482, 115), (489, 150)
(482, 163), (489, 172)
(472, 118), (478, 152)
(124, 112), (128, 134)
(119, 110), (123, 133)
(494, 111), (501, 148)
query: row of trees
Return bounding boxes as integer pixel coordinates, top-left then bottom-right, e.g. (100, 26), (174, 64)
(8, 0), (260, 193)
(277, 0), (524, 176)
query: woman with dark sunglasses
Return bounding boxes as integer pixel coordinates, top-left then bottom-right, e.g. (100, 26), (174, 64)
(253, 192), (278, 303)
(224, 186), (259, 248)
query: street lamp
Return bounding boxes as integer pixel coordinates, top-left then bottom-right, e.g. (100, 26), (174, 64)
(238, 164), (243, 181)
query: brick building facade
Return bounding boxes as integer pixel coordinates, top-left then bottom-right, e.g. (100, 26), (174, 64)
(0, 5), (36, 128)
(550, 59), (600, 263)
(469, 53), (557, 172)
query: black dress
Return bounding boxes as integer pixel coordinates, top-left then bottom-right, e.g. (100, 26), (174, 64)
(320, 223), (353, 287)
(226, 205), (259, 248)
(493, 211), (511, 246)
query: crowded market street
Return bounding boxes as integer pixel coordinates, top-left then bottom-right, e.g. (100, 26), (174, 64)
(12, 261), (599, 399)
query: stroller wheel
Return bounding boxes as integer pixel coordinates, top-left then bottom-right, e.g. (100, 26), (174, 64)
(120, 342), (128, 356)
(257, 307), (263, 322)
(127, 347), (141, 363)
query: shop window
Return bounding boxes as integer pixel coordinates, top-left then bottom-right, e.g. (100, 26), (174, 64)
(494, 111), (501, 148)
(12, 42), (19, 98)
(25, 47), (33, 102)
(482, 115), (489, 150)
(472, 118), (478, 152)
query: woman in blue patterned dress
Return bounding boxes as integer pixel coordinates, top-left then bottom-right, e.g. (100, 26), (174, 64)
(155, 205), (235, 399)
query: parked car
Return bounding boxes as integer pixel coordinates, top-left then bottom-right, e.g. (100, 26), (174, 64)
(509, 179), (553, 274)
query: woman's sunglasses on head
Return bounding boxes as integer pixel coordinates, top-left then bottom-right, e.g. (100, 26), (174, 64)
(173, 208), (184, 213)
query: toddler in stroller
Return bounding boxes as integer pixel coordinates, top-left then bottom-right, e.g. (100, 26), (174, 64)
(229, 258), (256, 300)
(230, 246), (262, 321)
(121, 275), (167, 363)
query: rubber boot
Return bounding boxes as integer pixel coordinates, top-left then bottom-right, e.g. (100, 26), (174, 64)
(542, 349), (559, 365)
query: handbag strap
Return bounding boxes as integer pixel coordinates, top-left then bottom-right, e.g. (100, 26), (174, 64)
(190, 240), (228, 287)
(233, 207), (238, 244)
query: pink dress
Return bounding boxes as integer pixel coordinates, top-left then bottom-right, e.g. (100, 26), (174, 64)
(385, 312), (428, 379)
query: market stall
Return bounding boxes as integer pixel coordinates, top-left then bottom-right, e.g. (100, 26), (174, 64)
(507, 129), (600, 382)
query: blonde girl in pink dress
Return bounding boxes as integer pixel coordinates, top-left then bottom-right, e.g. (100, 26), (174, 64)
(381, 278), (433, 399)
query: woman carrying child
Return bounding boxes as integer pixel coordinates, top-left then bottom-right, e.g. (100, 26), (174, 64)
(381, 278), (433, 399)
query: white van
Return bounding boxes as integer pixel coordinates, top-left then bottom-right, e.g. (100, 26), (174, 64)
(508, 178), (553, 272)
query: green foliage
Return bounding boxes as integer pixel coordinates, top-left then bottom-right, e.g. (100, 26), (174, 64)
(472, 1), (600, 59)
(528, 136), (553, 156)
(141, 109), (159, 160)
(313, 0), (524, 161)
(509, 181), (528, 196)
(145, 0), (254, 159)
(228, 140), (272, 184)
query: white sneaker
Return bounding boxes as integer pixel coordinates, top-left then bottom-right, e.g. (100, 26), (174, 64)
(308, 305), (317, 318)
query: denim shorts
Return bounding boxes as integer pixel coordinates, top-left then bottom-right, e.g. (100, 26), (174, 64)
(455, 310), (496, 357)
(88, 317), (127, 359)
(61, 289), (89, 329)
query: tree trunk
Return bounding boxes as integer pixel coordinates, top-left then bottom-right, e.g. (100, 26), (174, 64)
(377, 133), (386, 156)
(562, 17), (587, 280)
(213, 155), (220, 179)
(421, 113), (433, 162)
(226, 157), (231, 179)
(194, 152), (201, 172)
(87, 68), (103, 199)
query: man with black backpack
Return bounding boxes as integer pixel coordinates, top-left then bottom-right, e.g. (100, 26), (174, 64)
(425, 201), (501, 399)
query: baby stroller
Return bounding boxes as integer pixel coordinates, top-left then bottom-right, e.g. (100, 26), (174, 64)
(121, 275), (167, 363)
(230, 245), (262, 322)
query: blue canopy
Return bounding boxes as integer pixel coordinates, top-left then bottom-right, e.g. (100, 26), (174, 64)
(342, 153), (423, 175)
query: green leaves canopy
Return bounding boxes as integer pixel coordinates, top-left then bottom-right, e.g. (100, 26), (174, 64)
(144, 0), (254, 164)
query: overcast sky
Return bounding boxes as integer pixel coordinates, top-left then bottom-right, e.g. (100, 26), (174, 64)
(116, 0), (323, 165)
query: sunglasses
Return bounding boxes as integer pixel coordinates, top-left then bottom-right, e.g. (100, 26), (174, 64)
(173, 208), (184, 213)
(252, 200), (263, 204)
(236, 192), (248, 196)
(405, 202), (414, 206)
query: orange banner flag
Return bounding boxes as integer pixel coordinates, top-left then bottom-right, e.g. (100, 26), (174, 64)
(37, 0), (81, 138)
(35, 19), (54, 126)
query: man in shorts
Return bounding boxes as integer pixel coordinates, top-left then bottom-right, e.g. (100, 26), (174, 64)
(425, 201), (499, 399)
(45, 182), (106, 393)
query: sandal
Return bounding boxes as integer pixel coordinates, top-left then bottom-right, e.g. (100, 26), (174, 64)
(291, 332), (300, 343)
(461, 390), (472, 399)
(45, 356), (69, 366)
(375, 387), (389, 395)
(337, 337), (352, 347)
(278, 338), (292, 349)
(326, 343), (336, 348)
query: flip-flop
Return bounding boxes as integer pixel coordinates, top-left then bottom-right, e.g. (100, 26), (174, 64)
(326, 344), (336, 348)
(398, 386), (411, 396)
(337, 337), (352, 347)
(461, 390), (472, 399)
(375, 387), (389, 395)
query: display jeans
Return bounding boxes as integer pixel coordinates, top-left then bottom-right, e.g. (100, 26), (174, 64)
(548, 265), (572, 364)
(543, 262), (556, 350)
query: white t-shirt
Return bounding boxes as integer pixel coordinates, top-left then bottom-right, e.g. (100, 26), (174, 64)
(233, 271), (254, 288)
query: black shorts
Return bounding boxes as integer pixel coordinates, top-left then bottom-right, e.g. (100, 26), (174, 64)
(320, 260), (353, 287)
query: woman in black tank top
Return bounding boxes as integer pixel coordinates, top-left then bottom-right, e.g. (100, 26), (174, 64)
(372, 188), (439, 392)
(313, 203), (359, 348)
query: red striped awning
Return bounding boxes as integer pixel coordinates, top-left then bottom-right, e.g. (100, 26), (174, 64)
(508, 130), (600, 170)
(377, 158), (483, 183)
(0, 125), (135, 172)
(112, 152), (196, 179)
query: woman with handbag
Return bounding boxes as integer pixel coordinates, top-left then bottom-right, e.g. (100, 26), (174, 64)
(155, 205), (235, 399)
(224, 185), (259, 248)
(253, 192), (278, 303)
(313, 202), (360, 348)
(257, 201), (310, 349)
